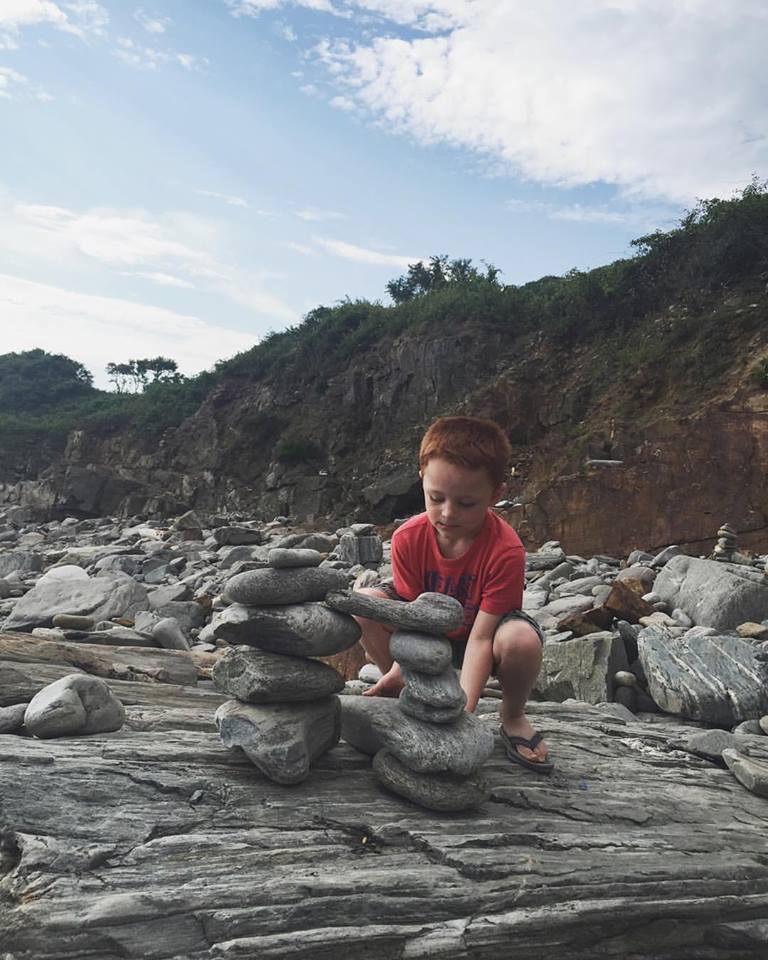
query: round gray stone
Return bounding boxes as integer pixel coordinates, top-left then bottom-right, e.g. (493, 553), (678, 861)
(268, 548), (323, 569)
(224, 566), (348, 606)
(389, 630), (453, 675)
(372, 749), (489, 812)
(24, 674), (125, 739)
(210, 602), (360, 656)
(212, 646), (344, 702)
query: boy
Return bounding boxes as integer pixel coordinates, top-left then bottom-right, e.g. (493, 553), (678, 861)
(356, 416), (552, 773)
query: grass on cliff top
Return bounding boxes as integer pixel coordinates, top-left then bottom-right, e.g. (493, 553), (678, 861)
(1, 179), (767, 470)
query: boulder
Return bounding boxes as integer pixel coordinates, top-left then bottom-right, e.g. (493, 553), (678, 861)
(533, 632), (628, 704)
(210, 602), (360, 657)
(24, 674), (125, 739)
(638, 626), (768, 724)
(372, 749), (489, 812)
(215, 696), (341, 785)
(4, 572), (148, 632)
(212, 646), (344, 702)
(653, 556), (768, 631)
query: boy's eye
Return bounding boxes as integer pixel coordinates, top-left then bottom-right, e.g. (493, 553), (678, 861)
(428, 495), (444, 503)
(458, 501), (477, 509)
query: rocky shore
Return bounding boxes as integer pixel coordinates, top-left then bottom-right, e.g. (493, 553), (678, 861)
(2, 508), (768, 957)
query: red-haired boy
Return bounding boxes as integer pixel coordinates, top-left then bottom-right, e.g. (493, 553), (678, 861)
(356, 416), (552, 772)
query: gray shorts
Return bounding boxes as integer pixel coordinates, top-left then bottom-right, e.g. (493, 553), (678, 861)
(378, 581), (544, 669)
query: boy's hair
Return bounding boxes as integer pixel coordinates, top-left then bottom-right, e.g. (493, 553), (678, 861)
(419, 416), (511, 487)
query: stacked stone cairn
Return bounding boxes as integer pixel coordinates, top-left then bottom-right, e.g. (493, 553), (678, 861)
(712, 522), (738, 562)
(209, 548), (360, 784)
(327, 590), (495, 813)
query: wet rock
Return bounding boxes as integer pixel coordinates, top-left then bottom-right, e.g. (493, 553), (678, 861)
(215, 696), (341, 785)
(210, 602), (360, 657)
(389, 630), (453, 675)
(326, 591), (464, 637)
(372, 749), (489, 812)
(24, 674), (125, 739)
(225, 566), (348, 606)
(212, 646), (344, 702)
(638, 626), (768, 724)
(268, 548), (322, 568)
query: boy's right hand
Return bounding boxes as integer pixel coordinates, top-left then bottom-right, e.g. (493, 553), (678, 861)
(362, 662), (405, 698)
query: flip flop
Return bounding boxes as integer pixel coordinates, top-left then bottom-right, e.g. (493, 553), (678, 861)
(499, 726), (554, 774)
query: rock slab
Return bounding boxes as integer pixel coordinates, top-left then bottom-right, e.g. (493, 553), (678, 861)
(210, 602), (360, 657)
(5, 573), (148, 632)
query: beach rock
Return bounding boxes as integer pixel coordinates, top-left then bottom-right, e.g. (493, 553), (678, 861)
(556, 606), (613, 637)
(215, 696), (341, 785)
(653, 556), (768, 631)
(340, 696), (494, 775)
(0, 551), (42, 578)
(225, 566), (347, 606)
(372, 749), (489, 812)
(210, 602), (360, 656)
(533, 632), (628, 704)
(359, 663), (382, 684)
(24, 674), (125, 739)
(398, 688), (466, 724)
(268, 548), (322, 568)
(213, 526), (263, 547)
(603, 581), (654, 623)
(51, 614), (96, 631)
(337, 533), (383, 566)
(722, 748), (768, 798)
(152, 618), (191, 651)
(4, 572), (148, 632)
(212, 646), (344, 702)
(673, 728), (736, 761)
(389, 630), (453, 675)
(400, 665), (466, 711)
(737, 622), (768, 642)
(638, 626), (768, 724)
(326, 591), (464, 636)
(733, 719), (764, 736)
(0, 702), (27, 734)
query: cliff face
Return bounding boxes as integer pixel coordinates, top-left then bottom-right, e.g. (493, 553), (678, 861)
(2, 292), (767, 558)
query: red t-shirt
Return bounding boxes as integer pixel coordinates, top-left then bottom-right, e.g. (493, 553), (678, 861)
(391, 511), (525, 641)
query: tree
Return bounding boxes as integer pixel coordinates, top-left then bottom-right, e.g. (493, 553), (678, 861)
(106, 357), (180, 393)
(386, 256), (502, 304)
(0, 349), (94, 413)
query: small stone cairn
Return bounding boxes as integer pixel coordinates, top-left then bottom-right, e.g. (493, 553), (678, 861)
(209, 548), (360, 784)
(712, 522), (738, 562)
(327, 590), (495, 812)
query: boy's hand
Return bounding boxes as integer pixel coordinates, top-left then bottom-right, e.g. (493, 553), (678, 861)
(362, 662), (405, 698)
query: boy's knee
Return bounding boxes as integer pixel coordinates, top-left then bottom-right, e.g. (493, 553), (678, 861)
(493, 620), (542, 664)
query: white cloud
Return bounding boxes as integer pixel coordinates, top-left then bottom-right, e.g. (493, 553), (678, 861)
(282, 240), (317, 255)
(316, 236), (419, 267)
(115, 35), (198, 71)
(123, 270), (195, 288)
(309, 0), (768, 203)
(0, 66), (27, 98)
(195, 189), (249, 208)
(228, 0), (339, 15)
(0, 1), (68, 31)
(134, 8), (170, 34)
(0, 272), (256, 388)
(295, 206), (345, 221)
(505, 197), (678, 229)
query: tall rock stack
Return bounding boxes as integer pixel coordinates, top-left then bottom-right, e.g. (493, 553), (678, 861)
(712, 522), (738, 562)
(210, 548), (360, 784)
(327, 591), (495, 812)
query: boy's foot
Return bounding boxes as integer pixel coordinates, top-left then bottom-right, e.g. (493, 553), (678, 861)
(501, 714), (550, 765)
(362, 666), (405, 698)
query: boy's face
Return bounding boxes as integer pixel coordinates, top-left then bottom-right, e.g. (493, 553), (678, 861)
(420, 457), (505, 541)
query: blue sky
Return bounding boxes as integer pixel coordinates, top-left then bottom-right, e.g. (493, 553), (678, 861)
(1, 1), (766, 387)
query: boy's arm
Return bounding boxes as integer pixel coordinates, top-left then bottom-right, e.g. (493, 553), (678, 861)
(460, 610), (502, 713)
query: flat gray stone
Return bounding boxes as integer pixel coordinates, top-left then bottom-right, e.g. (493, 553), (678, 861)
(268, 548), (322, 569)
(398, 688), (466, 724)
(24, 674), (125, 739)
(152, 618), (190, 651)
(389, 629), (453, 675)
(533, 632), (629, 704)
(51, 614), (96, 631)
(673, 729), (737, 761)
(638, 627), (768, 724)
(325, 591), (464, 637)
(340, 696), (494, 775)
(215, 696), (341, 785)
(372, 749), (489, 812)
(723, 748), (768, 798)
(213, 526), (263, 546)
(4, 572), (149, 633)
(224, 566), (348, 606)
(210, 602), (360, 656)
(212, 646), (344, 702)
(0, 702), (28, 734)
(401, 665), (466, 710)
(654, 556), (768, 631)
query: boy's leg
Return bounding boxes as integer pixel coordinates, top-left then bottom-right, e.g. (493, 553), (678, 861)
(493, 619), (549, 763)
(352, 587), (404, 698)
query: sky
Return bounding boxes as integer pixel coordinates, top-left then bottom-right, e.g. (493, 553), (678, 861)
(1, 1), (766, 387)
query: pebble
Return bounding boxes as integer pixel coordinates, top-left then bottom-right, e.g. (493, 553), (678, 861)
(224, 566), (348, 606)
(212, 646), (344, 702)
(325, 590), (464, 637)
(372, 749), (489, 812)
(24, 674), (125, 739)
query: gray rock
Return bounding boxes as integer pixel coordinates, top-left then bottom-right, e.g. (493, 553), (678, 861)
(213, 526), (263, 547)
(372, 749), (489, 812)
(671, 608), (694, 628)
(761, 715), (768, 735)
(401, 665), (466, 711)
(326, 590), (464, 637)
(152, 618), (190, 651)
(340, 696), (494, 775)
(526, 551), (566, 570)
(398, 688), (466, 724)
(51, 614), (96, 631)
(148, 599), (205, 633)
(0, 702), (28, 734)
(650, 545), (686, 567)
(612, 686), (637, 714)
(212, 646), (344, 702)
(337, 533), (383, 566)
(533, 632), (629, 704)
(24, 674), (125, 739)
(733, 719), (764, 736)
(673, 728), (736, 760)
(614, 670), (638, 687)
(638, 626), (768, 724)
(299, 533), (337, 553)
(4, 572), (148, 632)
(0, 578), (11, 600)
(359, 663), (382, 684)
(268, 548), (322, 568)
(0, 551), (42, 578)
(554, 576), (604, 597)
(616, 565), (656, 591)
(215, 696), (341, 785)
(389, 630), (453, 675)
(722, 748), (768, 798)
(210, 602), (360, 657)
(654, 556), (768, 631)
(225, 566), (348, 606)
